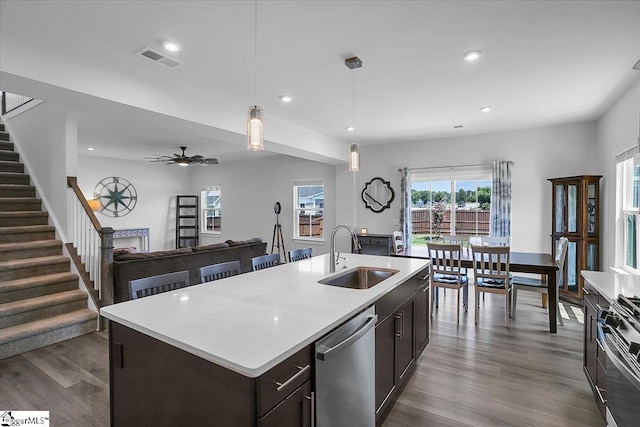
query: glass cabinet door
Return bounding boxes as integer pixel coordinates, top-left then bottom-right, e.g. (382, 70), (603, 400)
(565, 240), (580, 293)
(555, 184), (565, 234)
(567, 184), (578, 233)
(587, 183), (597, 234)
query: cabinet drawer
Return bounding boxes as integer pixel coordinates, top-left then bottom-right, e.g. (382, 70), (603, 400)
(257, 345), (312, 417)
(376, 279), (415, 323)
(369, 237), (389, 246)
(258, 381), (312, 427)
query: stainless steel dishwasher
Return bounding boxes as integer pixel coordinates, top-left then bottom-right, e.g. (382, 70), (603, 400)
(315, 305), (377, 427)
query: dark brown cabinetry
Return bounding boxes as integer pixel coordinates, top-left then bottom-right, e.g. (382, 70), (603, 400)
(109, 322), (312, 426)
(374, 266), (430, 420)
(582, 280), (607, 419)
(354, 234), (393, 256)
(258, 381), (312, 427)
(550, 176), (601, 302)
(414, 272), (430, 357)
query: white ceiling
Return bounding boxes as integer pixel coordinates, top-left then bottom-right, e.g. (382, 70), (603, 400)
(1, 0), (639, 164)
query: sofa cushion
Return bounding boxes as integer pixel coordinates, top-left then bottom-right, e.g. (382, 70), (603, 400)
(192, 242), (230, 252)
(114, 247), (192, 261)
(226, 238), (263, 247)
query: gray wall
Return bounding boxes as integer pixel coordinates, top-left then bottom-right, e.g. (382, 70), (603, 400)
(337, 121), (598, 254)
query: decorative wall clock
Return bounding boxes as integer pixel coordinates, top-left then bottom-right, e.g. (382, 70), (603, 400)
(361, 177), (395, 213)
(93, 176), (138, 217)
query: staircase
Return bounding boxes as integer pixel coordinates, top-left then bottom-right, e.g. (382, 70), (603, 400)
(0, 119), (98, 359)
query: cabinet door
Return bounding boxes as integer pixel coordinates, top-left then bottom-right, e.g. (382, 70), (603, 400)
(583, 286), (598, 389)
(375, 314), (396, 415)
(414, 282), (429, 358)
(258, 381), (312, 427)
(396, 298), (415, 383)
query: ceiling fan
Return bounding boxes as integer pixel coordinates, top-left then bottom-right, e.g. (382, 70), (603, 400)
(146, 146), (219, 166)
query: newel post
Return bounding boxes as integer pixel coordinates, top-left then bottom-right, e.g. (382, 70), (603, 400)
(101, 227), (114, 306)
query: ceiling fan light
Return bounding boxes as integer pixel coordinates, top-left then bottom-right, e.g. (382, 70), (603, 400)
(349, 143), (360, 172)
(247, 105), (264, 151)
(177, 160), (189, 166)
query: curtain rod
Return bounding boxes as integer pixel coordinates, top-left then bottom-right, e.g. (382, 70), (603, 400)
(397, 161), (514, 173)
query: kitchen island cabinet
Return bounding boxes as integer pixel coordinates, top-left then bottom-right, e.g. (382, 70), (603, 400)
(102, 253), (430, 426)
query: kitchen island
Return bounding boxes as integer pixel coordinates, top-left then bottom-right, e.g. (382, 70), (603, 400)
(101, 253), (430, 426)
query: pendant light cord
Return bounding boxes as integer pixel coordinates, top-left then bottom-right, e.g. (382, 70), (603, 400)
(254, 0), (258, 106)
(352, 68), (356, 141)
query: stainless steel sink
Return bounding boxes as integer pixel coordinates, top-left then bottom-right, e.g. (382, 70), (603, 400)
(318, 267), (399, 289)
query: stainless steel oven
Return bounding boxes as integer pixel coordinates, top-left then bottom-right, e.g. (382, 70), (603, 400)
(597, 295), (640, 427)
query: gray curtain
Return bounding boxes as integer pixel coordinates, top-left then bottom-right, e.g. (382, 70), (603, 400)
(490, 161), (514, 237)
(399, 167), (412, 250)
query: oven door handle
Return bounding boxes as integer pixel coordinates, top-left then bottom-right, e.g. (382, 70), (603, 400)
(602, 336), (640, 393)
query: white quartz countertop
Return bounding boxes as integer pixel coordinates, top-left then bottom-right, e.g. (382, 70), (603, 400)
(581, 271), (640, 302)
(100, 253), (429, 378)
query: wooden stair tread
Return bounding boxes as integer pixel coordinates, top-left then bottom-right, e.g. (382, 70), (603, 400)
(0, 255), (69, 271)
(0, 184), (35, 190)
(0, 224), (54, 234)
(0, 211), (47, 218)
(0, 289), (88, 316)
(0, 239), (60, 252)
(0, 272), (79, 293)
(0, 309), (97, 344)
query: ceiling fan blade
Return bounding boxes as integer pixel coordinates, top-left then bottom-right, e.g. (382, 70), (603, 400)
(203, 158), (219, 165)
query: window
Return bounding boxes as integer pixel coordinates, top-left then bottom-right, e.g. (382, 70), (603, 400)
(617, 155), (640, 272)
(201, 186), (221, 234)
(293, 181), (324, 240)
(410, 166), (492, 247)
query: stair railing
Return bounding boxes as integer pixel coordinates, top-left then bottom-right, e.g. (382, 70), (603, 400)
(1, 91), (34, 115)
(67, 176), (114, 308)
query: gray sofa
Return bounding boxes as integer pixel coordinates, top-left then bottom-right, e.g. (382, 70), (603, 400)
(112, 238), (267, 303)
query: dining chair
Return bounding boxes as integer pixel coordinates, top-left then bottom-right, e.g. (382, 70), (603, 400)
(289, 247), (313, 262)
(471, 245), (512, 326)
(392, 231), (404, 253)
(129, 270), (191, 300)
(511, 237), (568, 326)
(427, 243), (469, 323)
(199, 260), (241, 283)
(251, 253), (281, 271)
(481, 236), (511, 246)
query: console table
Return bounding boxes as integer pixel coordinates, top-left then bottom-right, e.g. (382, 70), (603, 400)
(113, 228), (150, 252)
(352, 234), (393, 256)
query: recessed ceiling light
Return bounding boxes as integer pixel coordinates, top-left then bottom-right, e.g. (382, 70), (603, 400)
(463, 50), (481, 61)
(345, 126), (355, 131)
(87, 147), (95, 151)
(162, 40), (181, 53)
(479, 106), (493, 112)
(279, 95), (292, 103)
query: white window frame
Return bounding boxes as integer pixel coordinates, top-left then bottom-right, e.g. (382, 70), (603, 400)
(293, 181), (325, 241)
(201, 186), (221, 235)
(410, 165), (492, 245)
(616, 155), (640, 274)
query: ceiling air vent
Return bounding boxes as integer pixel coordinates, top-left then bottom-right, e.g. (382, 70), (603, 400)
(135, 47), (184, 68)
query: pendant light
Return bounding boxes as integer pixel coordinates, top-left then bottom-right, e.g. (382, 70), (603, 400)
(346, 56), (362, 171)
(247, 0), (264, 151)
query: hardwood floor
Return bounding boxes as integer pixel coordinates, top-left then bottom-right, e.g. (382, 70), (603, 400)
(382, 289), (604, 427)
(0, 291), (603, 426)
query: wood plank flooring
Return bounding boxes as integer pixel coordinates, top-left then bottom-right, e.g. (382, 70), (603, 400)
(381, 289), (605, 427)
(0, 291), (603, 426)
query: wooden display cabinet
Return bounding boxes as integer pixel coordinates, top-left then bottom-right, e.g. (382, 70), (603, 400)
(549, 175), (601, 303)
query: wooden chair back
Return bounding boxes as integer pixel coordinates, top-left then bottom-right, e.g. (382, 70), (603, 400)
(129, 270), (191, 300)
(392, 231), (404, 253)
(428, 243), (464, 279)
(471, 245), (511, 289)
(481, 236), (511, 246)
(288, 247), (313, 262)
(199, 261), (241, 283)
(251, 253), (281, 271)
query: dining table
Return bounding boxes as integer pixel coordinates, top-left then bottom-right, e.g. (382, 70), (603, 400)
(393, 246), (560, 333)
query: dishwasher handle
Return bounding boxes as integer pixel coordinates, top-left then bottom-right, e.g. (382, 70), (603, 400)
(316, 314), (377, 361)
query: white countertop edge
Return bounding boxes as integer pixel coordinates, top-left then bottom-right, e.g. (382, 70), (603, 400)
(581, 270), (640, 303)
(101, 255), (430, 378)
